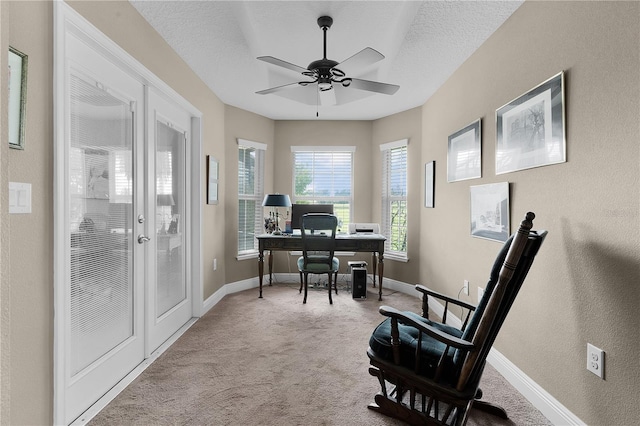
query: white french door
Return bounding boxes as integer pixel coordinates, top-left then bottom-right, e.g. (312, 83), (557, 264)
(146, 88), (193, 354)
(57, 13), (196, 425)
(62, 32), (146, 425)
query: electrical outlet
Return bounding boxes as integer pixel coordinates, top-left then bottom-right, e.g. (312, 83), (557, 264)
(213, 258), (217, 271)
(478, 287), (484, 302)
(463, 280), (469, 296)
(587, 343), (604, 379)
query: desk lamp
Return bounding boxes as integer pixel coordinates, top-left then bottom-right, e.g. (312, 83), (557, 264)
(262, 193), (291, 235)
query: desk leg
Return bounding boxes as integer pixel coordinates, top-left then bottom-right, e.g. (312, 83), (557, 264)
(258, 249), (264, 298)
(377, 253), (384, 301)
(372, 252), (378, 288)
(268, 250), (273, 286)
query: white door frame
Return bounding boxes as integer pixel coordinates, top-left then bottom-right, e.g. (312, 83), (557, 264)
(53, 3), (203, 424)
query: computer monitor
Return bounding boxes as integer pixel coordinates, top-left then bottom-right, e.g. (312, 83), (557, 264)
(290, 204), (334, 231)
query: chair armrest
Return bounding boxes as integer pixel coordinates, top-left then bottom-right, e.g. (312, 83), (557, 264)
(415, 285), (477, 312)
(379, 305), (475, 352)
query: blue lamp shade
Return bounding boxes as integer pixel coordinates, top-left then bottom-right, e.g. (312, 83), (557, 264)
(262, 194), (292, 207)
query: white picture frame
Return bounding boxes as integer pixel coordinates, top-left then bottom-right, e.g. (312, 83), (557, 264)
(470, 182), (510, 242)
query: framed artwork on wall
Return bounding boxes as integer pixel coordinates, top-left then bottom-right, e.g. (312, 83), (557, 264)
(424, 161), (435, 208)
(207, 155), (219, 205)
(470, 182), (510, 242)
(496, 71), (566, 174)
(447, 119), (481, 182)
(8, 46), (28, 150)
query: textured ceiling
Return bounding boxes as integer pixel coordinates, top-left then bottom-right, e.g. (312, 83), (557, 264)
(130, 1), (523, 120)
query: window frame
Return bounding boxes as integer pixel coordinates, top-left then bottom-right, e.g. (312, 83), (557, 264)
(237, 138), (266, 259)
(290, 146), (355, 229)
(380, 139), (409, 261)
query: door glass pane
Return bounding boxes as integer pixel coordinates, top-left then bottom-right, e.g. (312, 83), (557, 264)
(156, 121), (186, 316)
(69, 73), (133, 375)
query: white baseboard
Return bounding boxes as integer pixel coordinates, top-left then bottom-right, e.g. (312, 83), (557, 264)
(392, 284), (584, 426)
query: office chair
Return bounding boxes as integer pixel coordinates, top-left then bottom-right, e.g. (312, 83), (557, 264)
(297, 213), (340, 304)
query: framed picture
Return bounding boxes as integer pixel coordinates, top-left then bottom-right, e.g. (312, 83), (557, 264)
(448, 119), (481, 182)
(8, 47), (28, 150)
(496, 71), (565, 174)
(207, 155), (219, 205)
(424, 161), (435, 208)
(470, 182), (509, 242)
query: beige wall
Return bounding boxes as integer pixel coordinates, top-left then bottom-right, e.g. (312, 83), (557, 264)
(419, 2), (639, 425)
(372, 107), (422, 284)
(1, 0), (639, 425)
(271, 120), (374, 273)
(223, 105), (275, 285)
(4, 2), (54, 423)
(1, 1), (226, 423)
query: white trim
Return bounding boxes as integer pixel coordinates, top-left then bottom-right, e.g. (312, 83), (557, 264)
(398, 284), (585, 425)
(236, 251), (259, 261)
(54, 3), (203, 423)
(487, 350), (586, 426)
(384, 253), (409, 263)
(291, 145), (356, 152)
(380, 138), (409, 151)
(237, 138), (267, 151)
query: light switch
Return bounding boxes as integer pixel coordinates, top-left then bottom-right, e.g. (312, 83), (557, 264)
(9, 182), (32, 214)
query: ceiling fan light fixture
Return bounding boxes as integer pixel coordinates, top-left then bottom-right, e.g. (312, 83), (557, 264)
(318, 81), (332, 91)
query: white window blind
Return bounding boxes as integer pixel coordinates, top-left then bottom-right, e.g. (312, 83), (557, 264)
(291, 146), (354, 228)
(381, 140), (408, 258)
(238, 139), (266, 256)
(69, 72), (134, 375)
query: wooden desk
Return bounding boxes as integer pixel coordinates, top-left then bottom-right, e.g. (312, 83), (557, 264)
(256, 233), (386, 300)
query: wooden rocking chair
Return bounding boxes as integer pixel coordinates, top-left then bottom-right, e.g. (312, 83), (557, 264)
(367, 212), (547, 425)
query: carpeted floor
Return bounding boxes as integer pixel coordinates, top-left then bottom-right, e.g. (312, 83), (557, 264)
(89, 282), (552, 425)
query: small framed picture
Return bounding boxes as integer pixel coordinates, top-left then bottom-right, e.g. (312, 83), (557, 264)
(496, 71), (566, 174)
(448, 119), (481, 182)
(470, 182), (509, 242)
(8, 47), (28, 150)
(424, 161), (435, 208)
(207, 155), (219, 205)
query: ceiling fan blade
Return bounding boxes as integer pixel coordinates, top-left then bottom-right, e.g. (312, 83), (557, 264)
(256, 82), (302, 95)
(257, 56), (307, 74)
(336, 47), (384, 75)
(348, 78), (399, 95)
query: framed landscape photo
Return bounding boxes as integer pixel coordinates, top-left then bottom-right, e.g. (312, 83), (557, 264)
(470, 182), (509, 242)
(424, 161), (435, 208)
(448, 119), (481, 182)
(496, 71), (565, 174)
(8, 47), (28, 150)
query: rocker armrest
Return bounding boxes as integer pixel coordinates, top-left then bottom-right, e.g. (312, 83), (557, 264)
(415, 284), (477, 312)
(378, 305), (475, 352)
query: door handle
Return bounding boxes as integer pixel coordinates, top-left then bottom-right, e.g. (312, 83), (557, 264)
(138, 234), (151, 244)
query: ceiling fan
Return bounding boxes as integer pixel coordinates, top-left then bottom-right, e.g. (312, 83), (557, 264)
(256, 16), (399, 107)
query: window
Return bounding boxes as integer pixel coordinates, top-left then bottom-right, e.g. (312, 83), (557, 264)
(381, 139), (408, 259)
(238, 139), (266, 257)
(291, 146), (354, 230)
